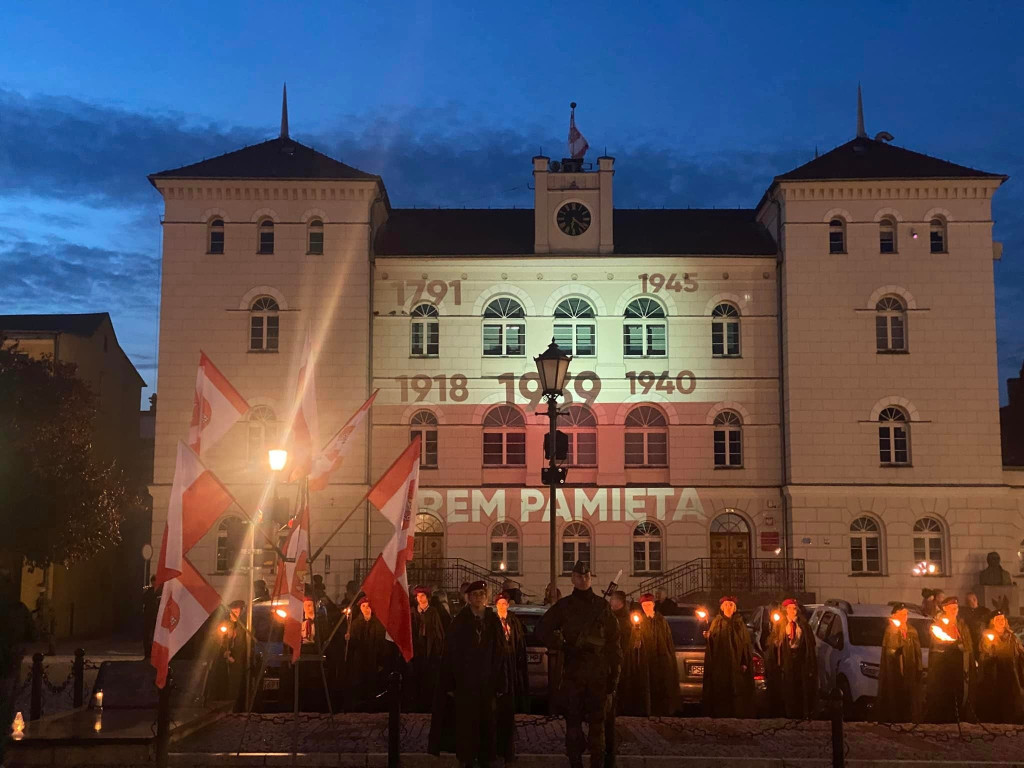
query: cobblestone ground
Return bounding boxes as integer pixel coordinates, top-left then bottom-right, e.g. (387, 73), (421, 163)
(174, 713), (1024, 763)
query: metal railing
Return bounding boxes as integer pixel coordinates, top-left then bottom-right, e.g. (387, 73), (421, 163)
(630, 557), (805, 600)
(352, 557), (518, 597)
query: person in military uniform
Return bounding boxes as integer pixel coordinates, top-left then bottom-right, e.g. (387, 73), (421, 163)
(429, 580), (506, 768)
(875, 603), (923, 723)
(764, 598), (817, 718)
(536, 561), (621, 768)
(924, 596), (976, 723)
(701, 596), (755, 718)
(975, 610), (1024, 724)
(638, 593), (680, 715)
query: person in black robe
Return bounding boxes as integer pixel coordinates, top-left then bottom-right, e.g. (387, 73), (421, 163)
(411, 585), (446, 713)
(875, 603), (923, 724)
(975, 611), (1024, 724)
(764, 598), (816, 718)
(209, 600), (248, 710)
(343, 597), (389, 712)
(701, 596), (755, 718)
(611, 591), (649, 716)
(924, 596), (976, 723)
(638, 593), (680, 715)
(960, 593), (985, 651)
(429, 580), (506, 768)
(653, 589), (680, 616)
(495, 591), (529, 763)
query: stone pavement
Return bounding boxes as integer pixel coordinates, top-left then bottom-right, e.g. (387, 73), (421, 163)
(170, 713), (1024, 766)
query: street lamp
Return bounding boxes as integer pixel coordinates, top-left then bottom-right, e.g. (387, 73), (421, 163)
(268, 448), (289, 472)
(534, 340), (571, 591)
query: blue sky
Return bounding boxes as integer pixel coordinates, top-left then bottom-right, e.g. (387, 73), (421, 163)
(1, 0), (1022, 405)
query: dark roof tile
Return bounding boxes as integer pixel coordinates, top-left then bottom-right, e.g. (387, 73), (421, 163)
(0, 312), (110, 336)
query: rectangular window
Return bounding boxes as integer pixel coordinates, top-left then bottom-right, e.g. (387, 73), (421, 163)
(505, 432), (526, 465)
(413, 429), (438, 467)
(250, 317), (264, 351)
(624, 433), (646, 466)
(648, 541), (662, 572)
(259, 231), (274, 254)
(575, 325), (596, 356)
(505, 324), (525, 355)
(850, 540), (863, 573)
(562, 543), (576, 574)
(555, 323), (597, 356)
(728, 431), (742, 466)
(308, 231), (324, 254)
(483, 433), (525, 466)
(483, 325), (503, 356)
(265, 316), (279, 351)
(411, 322), (439, 356)
(411, 323), (424, 355)
(890, 316), (905, 351)
(633, 541), (646, 573)
(209, 230), (224, 254)
(726, 324), (740, 355)
(553, 324), (574, 352)
(865, 537), (880, 573)
(930, 231), (945, 253)
(491, 543), (505, 572)
(646, 324), (667, 356)
(571, 432), (597, 466)
(623, 324), (644, 356)
(875, 316), (889, 351)
(913, 537), (926, 564)
(646, 433), (667, 466)
(712, 323), (724, 356)
(892, 425), (908, 463)
(714, 430), (726, 466)
(879, 427), (891, 464)
(504, 542), (519, 574)
(483, 433), (505, 465)
(880, 230), (895, 253)
(829, 232), (845, 253)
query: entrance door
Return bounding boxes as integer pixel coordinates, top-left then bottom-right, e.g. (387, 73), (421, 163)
(709, 512), (751, 591)
(413, 513), (445, 585)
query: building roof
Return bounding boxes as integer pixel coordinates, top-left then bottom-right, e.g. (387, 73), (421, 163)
(375, 208), (776, 256)
(149, 137), (379, 182)
(775, 136), (1005, 182)
(0, 312), (110, 336)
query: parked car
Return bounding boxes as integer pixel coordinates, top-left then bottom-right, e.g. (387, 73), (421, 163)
(809, 600), (931, 720)
(509, 604), (551, 701)
(748, 603), (822, 654)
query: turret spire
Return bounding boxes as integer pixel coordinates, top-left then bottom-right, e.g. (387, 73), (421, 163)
(856, 83), (866, 138)
(280, 83), (289, 140)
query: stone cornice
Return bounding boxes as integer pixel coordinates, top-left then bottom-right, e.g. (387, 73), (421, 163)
(151, 178), (380, 203)
(776, 178), (1002, 203)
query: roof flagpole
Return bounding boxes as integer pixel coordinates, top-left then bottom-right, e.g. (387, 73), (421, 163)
(281, 83), (289, 140)
(856, 83), (867, 138)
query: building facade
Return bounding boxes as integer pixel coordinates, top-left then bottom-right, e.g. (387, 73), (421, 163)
(148, 108), (1023, 607)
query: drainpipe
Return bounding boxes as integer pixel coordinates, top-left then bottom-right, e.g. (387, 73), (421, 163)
(771, 190), (793, 586)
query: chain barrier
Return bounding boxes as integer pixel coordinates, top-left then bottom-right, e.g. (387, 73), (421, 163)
(41, 664), (75, 695)
(867, 717), (1024, 744)
(515, 713), (562, 729)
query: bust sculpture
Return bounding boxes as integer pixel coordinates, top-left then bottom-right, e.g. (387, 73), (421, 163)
(979, 551), (1013, 586)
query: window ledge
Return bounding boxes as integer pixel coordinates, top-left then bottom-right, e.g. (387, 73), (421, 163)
(256, 251), (275, 256)
(482, 354), (526, 358)
(712, 354), (743, 359)
(482, 464), (527, 469)
(207, 251), (224, 256)
(829, 250), (848, 255)
(633, 572), (663, 577)
(931, 250), (948, 255)
(848, 572), (887, 578)
(419, 465), (438, 471)
(623, 354), (668, 358)
(306, 251), (324, 256)
(880, 463), (912, 468)
(410, 355), (440, 359)
(248, 349), (280, 354)
(876, 350), (910, 355)
(714, 465), (745, 470)
(492, 572), (521, 578)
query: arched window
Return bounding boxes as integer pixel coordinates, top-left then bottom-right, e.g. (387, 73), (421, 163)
(711, 303), (741, 357)
(247, 405), (279, 463)
(249, 296), (280, 352)
(410, 304), (439, 357)
(410, 410), (438, 468)
(561, 522), (591, 574)
(623, 298), (666, 356)
(879, 217), (897, 253)
(307, 218), (324, 254)
(930, 217), (947, 253)
(875, 296), (907, 352)
(624, 405), (668, 467)
(878, 407), (910, 465)
(713, 410), (743, 467)
(913, 517), (945, 574)
(483, 405), (526, 466)
(633, 521), (663, 574)
(482, 297), (526, 356)
(216, 517), (246, 572)
(553, 297), (596, 356)
(711, 512), (749, 534)
(208, 218), (225, 254)
(258, 218), (275, 254)
(850, 517), (882, 574)
(414, 513), (445, 563)
(829, 218), (846, 254)
(490, 522), (520, 575)
(558, 404), (597, 467)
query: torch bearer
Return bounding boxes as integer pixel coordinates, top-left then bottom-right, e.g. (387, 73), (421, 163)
(603, 570), (623, 600)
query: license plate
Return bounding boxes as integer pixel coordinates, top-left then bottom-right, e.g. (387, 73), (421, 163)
(527, 652), (542, 664)
(687, 664), (704, 678)
(263, 678), (280, 690)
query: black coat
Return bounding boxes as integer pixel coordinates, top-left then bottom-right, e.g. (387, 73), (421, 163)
(428, 606), (506, 764)
(410, 605), (446, 712)
(701, 614), (755, 718)
(924, 616), (976, 723)
(975, 628), (1024, 724)
(875, 622), (923, 724)
(765, 617), (817, 718)
(496, 610), (529, 761)
(639, 611), (680, 715)
(344, 614), (390, 712)
(613, 607), (650, 716)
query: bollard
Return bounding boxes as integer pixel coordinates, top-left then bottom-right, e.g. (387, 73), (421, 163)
(387, 672), (402, 768)
(30, 653), (44, 721)
(73, 648), (85, 708)
(830, 686), (845, 768)
(155, 668), (173, 768)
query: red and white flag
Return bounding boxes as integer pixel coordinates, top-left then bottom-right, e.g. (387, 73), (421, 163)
(308, 390), (379, 491)
(188, 351), (249, 455)
(273, 498), (310, 662)
(287, 330), (320, 482)
(151, 557), (221, 688)
(155, 442), (236, 588)
(568, 104), (589, 160)
(359, 437), (420, 662)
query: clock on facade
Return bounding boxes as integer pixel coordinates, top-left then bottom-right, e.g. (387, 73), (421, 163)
(556, 201), (591, 236)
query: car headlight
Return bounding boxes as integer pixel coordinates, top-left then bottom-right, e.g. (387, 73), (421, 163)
(860, 662), (880, 679)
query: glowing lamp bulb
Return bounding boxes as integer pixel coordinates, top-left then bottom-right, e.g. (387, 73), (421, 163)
(268, 448), (288, 472)
(499, 562), (506, 571)
(773, 547), (782, 556)
(275, 608), (288, 619)
(219, 624), (229, 634)
(631, 612), (641, 625)
(93, 716), (102, 733)
(912, 230), (919, 239)
(12, 712), (25, 740)
(986, 632), (996, 642)
(891, 618), (901, 628)
(772, 612), (781, 623)
(94, 690), (104, 709)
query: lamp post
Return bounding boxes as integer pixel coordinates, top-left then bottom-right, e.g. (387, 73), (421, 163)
(534, 340), (572, 592)
(251, 447), (287, 709)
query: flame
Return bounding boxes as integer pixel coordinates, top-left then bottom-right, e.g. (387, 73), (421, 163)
(940, 616), (950, 625)
(986, 632), (996, 642)
(12, 712), (25, 739)
(274, 608), (288, 619)
(927, 564), (936, 574)
(94, 690), (103, 708)
(772, 612), (781, 623)
(219, 624), (229, 633)
(891, 618), (901, 628)
(695, 607), (708, 621)
(931, 623), (955, 642)
(631, 612), (641, 625)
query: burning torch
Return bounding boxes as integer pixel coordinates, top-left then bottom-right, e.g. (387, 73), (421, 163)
(603, 570), (623, 600)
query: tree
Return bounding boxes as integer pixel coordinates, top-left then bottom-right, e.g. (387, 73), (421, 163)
(0, 343), (138, 569)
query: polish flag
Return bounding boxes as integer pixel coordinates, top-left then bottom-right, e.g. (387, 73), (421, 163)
(151, 556), (221, 688)
(155, 442), (236, 588)
(188, 351), (250, 455)
(568, 104), (589, 160)
(359, 437), (420, 662)
(287, 330), (320, 483)
(273, 498), (310, 662)
(308, 390), (379, 491)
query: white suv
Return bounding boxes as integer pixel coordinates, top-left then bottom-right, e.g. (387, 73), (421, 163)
(809, 600), (931, 719)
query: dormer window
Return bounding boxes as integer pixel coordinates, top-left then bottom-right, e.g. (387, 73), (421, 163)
(829, 219), (846, 254)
